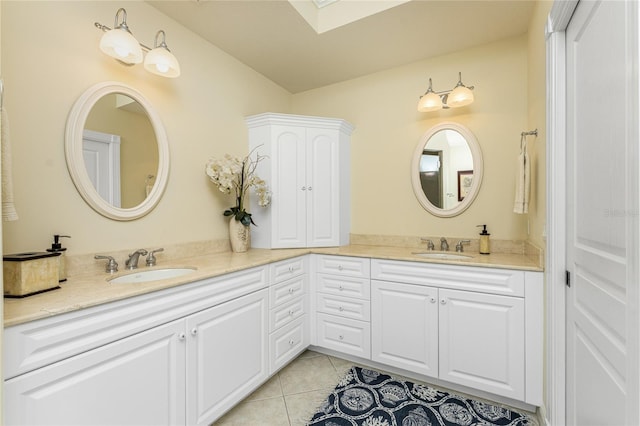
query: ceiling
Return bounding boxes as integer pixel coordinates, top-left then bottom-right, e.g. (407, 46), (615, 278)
(148, 0), (536, 93)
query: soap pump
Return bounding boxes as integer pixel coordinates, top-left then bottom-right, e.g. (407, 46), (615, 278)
(47, 235), (71, 282)
(477, 225), (490, 255)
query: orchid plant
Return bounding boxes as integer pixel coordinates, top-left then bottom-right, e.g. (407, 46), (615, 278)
(205, 148), (270, 226)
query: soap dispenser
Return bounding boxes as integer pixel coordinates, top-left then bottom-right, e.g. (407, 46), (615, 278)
(477, 225), (490, 255)
(47, 235), (71, 282)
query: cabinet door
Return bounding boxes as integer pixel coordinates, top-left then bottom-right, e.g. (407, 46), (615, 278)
(5, 319), (186, 426)
(186, 289), (268, 426)
(306, 128), (340, 247)
(438, 288), (525, 401)
(272, 125), (307, 248)
(371, 280), (438, 376)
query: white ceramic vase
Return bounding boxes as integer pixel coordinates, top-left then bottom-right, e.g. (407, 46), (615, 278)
(229, 218), (250, 253)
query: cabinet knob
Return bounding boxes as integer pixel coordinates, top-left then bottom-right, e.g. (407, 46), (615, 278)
(308, 186), (312, 191)
(338, 265), (343, 271)
(288, 266), (294, 273)
(338, 285), (344, 291)
(191, 328), (198, 336)
(289, 339), (295, 346)
(339, 335), (344, 340)
(288, 288), (294, 294)
(301, 186), (307, 191)
(178, 332), (186, 341)
(288, 310), (294, 316)
(440, 299), (447, 305)
(338, 306), (344, 312)
(430, 297), (436, 304)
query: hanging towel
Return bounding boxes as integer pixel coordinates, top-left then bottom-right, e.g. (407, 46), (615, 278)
(513, 134), (530, 214)
(1, 107), (19, 221)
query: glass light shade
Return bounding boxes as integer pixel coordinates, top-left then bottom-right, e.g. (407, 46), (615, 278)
(446, 85), (474, 108)
(144, 47), (181, 78)
(417, 92), (443, 112)
(100, 29), (143, 64)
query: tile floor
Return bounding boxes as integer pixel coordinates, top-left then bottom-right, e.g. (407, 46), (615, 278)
(213, 350), (539, 426)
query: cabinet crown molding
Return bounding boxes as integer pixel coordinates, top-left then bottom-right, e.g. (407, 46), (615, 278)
(245, 112), (354, 135)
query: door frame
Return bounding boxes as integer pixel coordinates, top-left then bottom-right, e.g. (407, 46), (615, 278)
(545, 1), (579, 425)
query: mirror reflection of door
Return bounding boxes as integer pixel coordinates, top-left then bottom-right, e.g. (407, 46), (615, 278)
(82, 130), (121, 207)
(419, 149), (443, 209)
(84, 93), (159, 209)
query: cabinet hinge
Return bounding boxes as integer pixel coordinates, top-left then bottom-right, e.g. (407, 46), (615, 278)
(565, 270), (571, 287)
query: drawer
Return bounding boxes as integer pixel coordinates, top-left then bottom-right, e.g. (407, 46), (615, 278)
(270, 296), (307, 332)
(316, 255), (370, 278)
(316, 293), (370, 322)
(317, 274), (370, 300)
(371, 259), (525, 297)
(316, 313), (370, 359)
(270, 274), (307, 308)
(270, 256), (306, 284)
(270, 316), (308, 374)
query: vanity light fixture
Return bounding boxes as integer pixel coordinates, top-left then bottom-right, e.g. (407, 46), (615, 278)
(95, 8), (181, 78)
(417, 72), (474, 112)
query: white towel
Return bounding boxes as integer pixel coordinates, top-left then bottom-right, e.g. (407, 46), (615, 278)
(513, 135), (530, 214)
(1, 107), (19, 221)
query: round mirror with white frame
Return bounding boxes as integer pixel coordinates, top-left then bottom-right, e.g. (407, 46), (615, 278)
(65, 82), (169, 221)
(411, 122), (483, 217)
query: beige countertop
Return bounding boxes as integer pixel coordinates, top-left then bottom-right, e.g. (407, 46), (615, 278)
(4, 244), (542, 327)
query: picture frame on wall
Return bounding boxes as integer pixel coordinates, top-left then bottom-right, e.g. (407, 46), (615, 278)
(458, 170), (474, 201)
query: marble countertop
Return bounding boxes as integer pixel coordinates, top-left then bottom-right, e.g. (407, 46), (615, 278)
(4, 245), (542, 327)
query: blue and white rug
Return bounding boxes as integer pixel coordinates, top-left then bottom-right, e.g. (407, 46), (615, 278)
(307, 366), (536, 426)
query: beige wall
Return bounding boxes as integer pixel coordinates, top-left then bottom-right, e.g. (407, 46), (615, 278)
(1, 1), (291, 255)
(1, 1), (548, 256)
(292, 36), (530, 241)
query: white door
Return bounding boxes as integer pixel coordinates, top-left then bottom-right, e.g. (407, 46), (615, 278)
(565, 1), (639, 424)
(82, 129), (121, 207)
(186, 289), (268, 425)
(4, 319), (186, 426)
(371, 280), (438, 376)
(272, 125), (307, 248)
(306, 128), (340, 247)
(438, 288), (524, 401)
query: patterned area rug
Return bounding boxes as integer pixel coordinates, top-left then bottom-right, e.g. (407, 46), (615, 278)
(307, 366), (537, 426)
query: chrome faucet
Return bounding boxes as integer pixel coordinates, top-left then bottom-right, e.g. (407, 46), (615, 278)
(440, 237), (449, 251)
(455, 240), (471, 252)
(146, 248), (164, 267)
(125, 249), (148, 270)
(421, 238), (435, 250)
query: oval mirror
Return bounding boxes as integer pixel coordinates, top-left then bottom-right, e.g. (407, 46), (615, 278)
(65, 82), (169, 220)
(411, 122), (483, 217)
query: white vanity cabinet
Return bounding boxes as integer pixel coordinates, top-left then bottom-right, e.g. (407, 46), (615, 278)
(246, 113), (354, 249)
(268, 256), (309, 374)
(315, 255), (372, 358)
(4, 266), (270, 426)
(370, 259), (542, 405)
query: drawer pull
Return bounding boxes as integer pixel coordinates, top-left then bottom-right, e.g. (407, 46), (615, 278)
(338, 306), (344, 312)
(339, 285), (344, 291)
(440, 299), (447, 305)
(338, 265), (344, 271)
(288, 288), (294, 294)
(339, 335), (344, 340)
(288, 266), (294, 273)
(289, 339), (295, 346)
(289, 310), (294, 316)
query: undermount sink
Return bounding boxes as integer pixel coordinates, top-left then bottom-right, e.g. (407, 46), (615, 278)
(411, 252), (472, 261)
(108, 267), (197, 284)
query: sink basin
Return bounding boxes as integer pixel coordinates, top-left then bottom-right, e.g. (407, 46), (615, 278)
(411, 252), (472, 261)
(108, 267), (197, 284)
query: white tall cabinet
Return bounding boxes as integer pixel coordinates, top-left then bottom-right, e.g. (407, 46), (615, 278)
(246, 113), (354, 249)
